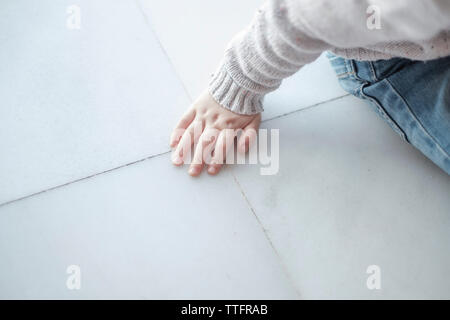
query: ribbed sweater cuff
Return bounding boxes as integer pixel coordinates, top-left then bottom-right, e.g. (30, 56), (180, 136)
(208, 66), (264, 115)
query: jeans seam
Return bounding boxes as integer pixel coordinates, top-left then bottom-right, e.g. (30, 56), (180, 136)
(336, 71), (356, 78)
(385, 78), (450, 159)
(368, 62), (378, 82)
(359, 83), (408, 142)
(345, 59), (354, 76)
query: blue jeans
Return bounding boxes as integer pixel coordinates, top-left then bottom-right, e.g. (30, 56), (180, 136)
(327, 52), (450, 175)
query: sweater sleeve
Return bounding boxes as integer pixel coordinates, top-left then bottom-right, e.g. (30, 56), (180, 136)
(208, 0), (450, 115)
(209, 0), (328, 115)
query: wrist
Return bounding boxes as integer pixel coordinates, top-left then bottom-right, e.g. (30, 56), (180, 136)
(209, 65), (264, 115)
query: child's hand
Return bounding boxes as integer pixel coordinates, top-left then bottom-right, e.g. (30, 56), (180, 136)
(170, 91), (261, 176)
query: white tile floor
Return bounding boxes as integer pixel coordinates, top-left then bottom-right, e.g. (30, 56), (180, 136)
(0, 0), (191, 204)
(0, 0), (449, 299)
(0, 155), (298, 299)
(231, 95), (450, 299)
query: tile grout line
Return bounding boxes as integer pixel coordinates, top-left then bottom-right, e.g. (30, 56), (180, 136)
(231, 172), (302, 299)
(134, 0), (194, 102)
(0, 150), (171, 209)
(0, 95), (350, 209)
(262, 94), (350, 123)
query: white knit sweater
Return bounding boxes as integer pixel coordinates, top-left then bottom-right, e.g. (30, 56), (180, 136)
(209, 0), (450, 115)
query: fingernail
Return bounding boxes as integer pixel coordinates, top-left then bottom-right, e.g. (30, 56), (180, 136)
(208, 166), (217, 174)
(172, 155), (182, 165)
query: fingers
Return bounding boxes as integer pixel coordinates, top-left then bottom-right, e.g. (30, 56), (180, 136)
(237, 114), (261, 154)
(170, 95), (261, 178)
(170, 108), (196, 148)
(207, 129), (236, 175)
(189, 128), (220, 176)
(171, 120), (203, 166)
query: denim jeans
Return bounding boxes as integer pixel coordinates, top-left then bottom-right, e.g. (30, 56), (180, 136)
(327, 52), (450, 175)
